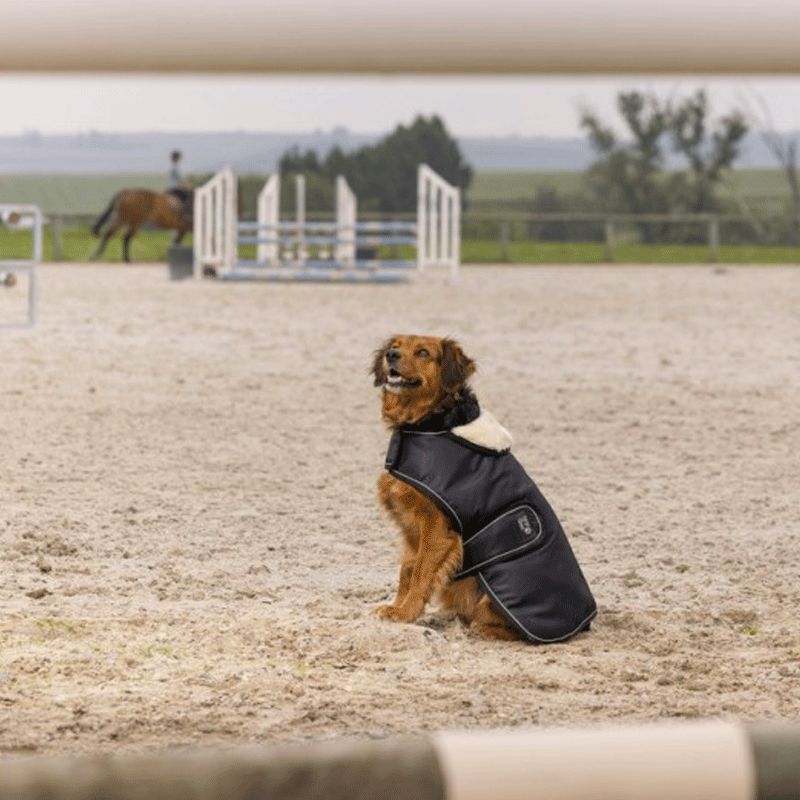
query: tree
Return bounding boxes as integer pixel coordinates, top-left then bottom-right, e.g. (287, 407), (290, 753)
(668, 90), (748, 214)
(278, 147), (322, 175)
(580, 91), (671, 240)
(580, 89), (749, 242)
(277, 148), (332, 214)
(277, 115), (472, 213)
(740, 90), (800, 244)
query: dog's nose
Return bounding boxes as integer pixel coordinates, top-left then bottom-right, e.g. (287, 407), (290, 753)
(387, 349), (401, 363)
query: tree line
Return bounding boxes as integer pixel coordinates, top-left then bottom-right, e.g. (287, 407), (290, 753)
(269, 93), (798, 245)
(531, 89), (799, 245)
(277, 115), (472, 214)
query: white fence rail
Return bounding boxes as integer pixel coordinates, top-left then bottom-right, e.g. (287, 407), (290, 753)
(196, 165), (460, 282)
(1, 0), (798, 74)
(417, 164), (460, 278)
(193, 167), (237, 278)
(335, 176), (357, 267)
(256, 173), (280, 267)
(0, 719), (796, 799)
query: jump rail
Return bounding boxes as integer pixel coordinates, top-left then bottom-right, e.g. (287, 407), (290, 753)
(194, 165), (460, 283)
(256, 173), (279, 266)
(193, 167), (237, 278)
(0, 204), (41, 328)
(418, 164), (460, 280)
(335, 175), (357, 268)
(0, 720), (796, 800)
(1, 0), (798, 74)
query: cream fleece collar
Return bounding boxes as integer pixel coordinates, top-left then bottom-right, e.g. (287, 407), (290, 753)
(451, 410), (513, 452)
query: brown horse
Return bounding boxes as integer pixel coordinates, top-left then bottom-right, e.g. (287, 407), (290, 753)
(91, 189), (192, 262)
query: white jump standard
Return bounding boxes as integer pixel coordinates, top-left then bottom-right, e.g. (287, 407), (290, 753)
(0, 204), (41, 328)
(193, 165), (460, 283)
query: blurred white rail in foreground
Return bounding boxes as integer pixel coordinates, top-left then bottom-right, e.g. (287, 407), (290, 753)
(0, 720), (797, 800)
(0, 0), (799, 73)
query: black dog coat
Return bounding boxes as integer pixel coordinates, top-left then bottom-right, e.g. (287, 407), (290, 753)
(384, 411), (596, 643)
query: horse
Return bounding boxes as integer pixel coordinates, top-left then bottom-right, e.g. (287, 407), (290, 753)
(91, 189), (193, 263)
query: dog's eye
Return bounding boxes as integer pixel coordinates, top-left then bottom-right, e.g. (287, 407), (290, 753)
(415, 348), (430, 358)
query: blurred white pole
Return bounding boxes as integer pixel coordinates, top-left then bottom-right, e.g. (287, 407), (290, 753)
(435, 720), (754, 800)
(296, 175), (306, 266)
(0, 0), (799, 73)
(1, 720), (799, 800)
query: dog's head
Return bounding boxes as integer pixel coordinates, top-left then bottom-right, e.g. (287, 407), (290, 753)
(371, 335), (476, 426)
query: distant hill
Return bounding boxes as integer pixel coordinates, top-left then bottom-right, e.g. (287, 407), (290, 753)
(0, 130), (374, 176)
(1, 128), (798, 175)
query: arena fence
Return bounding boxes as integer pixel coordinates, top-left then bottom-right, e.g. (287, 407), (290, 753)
(10, 209), (798, 266)
(0, 204), (40, 328)
(194, 165), (461, 282)
(0, 720), (796, 800)
(464, 211), (780, 263)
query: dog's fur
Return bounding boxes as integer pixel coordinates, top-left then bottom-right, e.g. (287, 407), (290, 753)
(372, 335), (518, 640)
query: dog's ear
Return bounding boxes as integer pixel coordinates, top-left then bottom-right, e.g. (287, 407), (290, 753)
(370, 337), (394, 387)
(441, 338), (476, 393)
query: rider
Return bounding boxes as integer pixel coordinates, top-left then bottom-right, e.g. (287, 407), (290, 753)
(165, 150), (192, 214)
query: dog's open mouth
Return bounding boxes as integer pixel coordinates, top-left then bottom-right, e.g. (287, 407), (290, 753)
(385, 367), (422, 392)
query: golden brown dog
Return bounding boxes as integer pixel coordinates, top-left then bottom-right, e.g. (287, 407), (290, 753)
(372, 335), (519, 640)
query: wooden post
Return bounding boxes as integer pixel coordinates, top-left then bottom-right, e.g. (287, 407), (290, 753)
(708, 216), (720, 262)
(500, 221), (511, 262)
(604, 218), (615, 262)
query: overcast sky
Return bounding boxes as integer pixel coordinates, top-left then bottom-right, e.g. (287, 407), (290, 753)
(2, 75), (800, 137)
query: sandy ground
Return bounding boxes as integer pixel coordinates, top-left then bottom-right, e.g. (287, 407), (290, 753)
(0, 262), (799, 756)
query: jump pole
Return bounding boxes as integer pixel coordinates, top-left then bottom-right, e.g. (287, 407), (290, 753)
(295, 174), (307, 266)
(0, 720), (796, 800)
(198, 165), (457, 280)
(1, 0), (799, 73)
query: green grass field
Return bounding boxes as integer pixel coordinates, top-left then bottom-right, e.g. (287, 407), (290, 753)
(0, 168), (792, 216)
(461, 239), (800, 264)
(470, 168), (792, 205)
(1, 225), (798, 265)
(1, 167), (797, 265)
(0, 174), (165, 216)
(470, 171), (586, 203)
(0, 225), (179, 263)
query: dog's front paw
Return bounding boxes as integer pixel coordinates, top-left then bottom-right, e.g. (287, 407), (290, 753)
(376, 603), (417, 623)
(376, 604), (404, 621)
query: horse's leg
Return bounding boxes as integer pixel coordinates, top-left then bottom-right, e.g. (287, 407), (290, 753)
(90, 222), (121, 261)
(173, 229), (185, 245)
(122, 225), (140, 263)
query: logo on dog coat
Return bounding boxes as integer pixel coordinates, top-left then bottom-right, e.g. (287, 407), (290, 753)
(517, 513), (533, 536)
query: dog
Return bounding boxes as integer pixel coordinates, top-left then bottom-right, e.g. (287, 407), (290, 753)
(372, 334), (596, 644)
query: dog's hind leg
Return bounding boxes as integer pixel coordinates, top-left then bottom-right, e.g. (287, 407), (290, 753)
(469, 595), (519, 641)
(439, 576), (482, 622)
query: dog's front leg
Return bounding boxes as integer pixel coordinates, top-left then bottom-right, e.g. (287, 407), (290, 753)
(378, 509), (462, 624)
(391, 542), (416, 607)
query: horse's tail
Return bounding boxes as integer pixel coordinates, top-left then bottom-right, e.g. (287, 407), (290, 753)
(92, 193), (119, 236)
